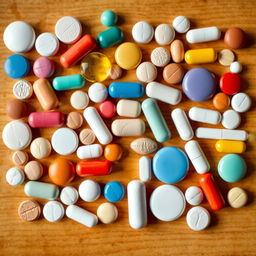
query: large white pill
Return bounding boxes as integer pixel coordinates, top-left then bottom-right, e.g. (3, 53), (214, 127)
(172, 16), (190, 33)
(70, 90), (89, 110)
(60, 186), (79, 205)
(79, 180), (101, 202)
(13, 80), (33, 100)
(155, 24), (175, 45)
(150, 47), (171, 67)
(185, 186), (204, 205)
(186, 26), (221, 43)
(127, 180), (147, 229)
(76, 144), (103, 159)
(222, 110), (241, 129)
(132, 21), (154, 44)
(136, 62), (157, 83)
(189, 107), (222, 125)
(116, 99), (141, 117)
(35, 33), (60, 56)
(6, 167), (25, 186)
(230, 61), (243, 73)
(88, 83), (108, 103)
(43, 201), (65, 222)
(111, 119), (145, 136)
(231, 93), (251, 113)
(186, 206), (210, 231)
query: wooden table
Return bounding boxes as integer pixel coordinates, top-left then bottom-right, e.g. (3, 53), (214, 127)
(0, 0), (255, 255)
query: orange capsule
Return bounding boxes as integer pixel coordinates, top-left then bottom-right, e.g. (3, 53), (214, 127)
(104, 144), (123, 162)
(213, 92), (230, 111)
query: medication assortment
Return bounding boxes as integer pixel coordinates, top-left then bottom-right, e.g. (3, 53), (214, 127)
(2, 10), (252, 231)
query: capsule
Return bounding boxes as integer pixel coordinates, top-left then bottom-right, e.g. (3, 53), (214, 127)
(189, 107), (221, 125)
(76, 144), (103, 159)
(28, 111), (65, 128)
(111, 119), (145, 136)
(97, 27), (124, 48)
(52, 74), (85, 91)
(186, 27), (221, 43)
(108, 82), (144, 98)
(185, 48), (216, 64)
(215, 140), (246, 153)
(199, 173), (225, 211)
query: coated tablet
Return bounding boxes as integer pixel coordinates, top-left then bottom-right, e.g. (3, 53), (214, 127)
(230, 61), (243, 73)
(13, 80), (33, 100)
(186, 27), (221, 43)
(130, 137), (157, 155)
(139, 156), (152, 182)
(189, 107), (222, 125)
(88, 83), (108, 103)
(35, 33), (60, 56)
(60, 186), (79, 205)
(172, 16), (190, 33)
(79, 180), (101, 202)
(150, 47), (171, 67)
(33, 57), (55, 78)
(43, 201), (64, 222)
(6, 167), (25, 186)
(116, 99), (141, 117)
(70, 90), (89, 110)
(186, 206), (210, 231)
(185, 186), (204, 205)
(132, 21), (154, 44)
(111, 119), (145, 136)
(100, 10), (118, 27)
(104, 181), (125, 202)
(222, 110), (241, 129)
(136, 62), (157, 83)
(76, 144), (103, 159)
(231, 93), (251, 113)
(155, 24), (175, 45)
(97, 203), (118, 224)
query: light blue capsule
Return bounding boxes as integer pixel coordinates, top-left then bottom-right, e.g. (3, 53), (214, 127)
(52, 74), (85, 91)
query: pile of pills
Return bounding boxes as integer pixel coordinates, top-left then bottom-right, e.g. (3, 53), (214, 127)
(2, 11), (252, 231)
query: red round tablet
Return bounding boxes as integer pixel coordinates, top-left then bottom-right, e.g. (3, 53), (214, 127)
(220, 72), (241, 95)
(98, 100), (116, 118)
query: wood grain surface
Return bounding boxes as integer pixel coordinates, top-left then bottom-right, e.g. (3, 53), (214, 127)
(0, 0), (255, 255)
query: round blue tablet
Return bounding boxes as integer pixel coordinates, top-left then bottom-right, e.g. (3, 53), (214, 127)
(104, 181), (124, 202)
(152, 146), (189, 184)
(4, 54), (30, 79)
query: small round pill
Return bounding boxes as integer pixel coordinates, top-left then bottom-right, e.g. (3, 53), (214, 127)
(24, 161), (43, 180)
(104, 144), (123, 162)
(213, 92), (230, 111)
(60, 186), (79, 205)
(136, 62), (157, 83)
(70, 90), (89, 110)
(43, 201), (65, 222)
(222, 109), (241, 129)
(30, 137), (52, 159)
(66, 112), (83, 129)
(97, 202), (118, 224)
(224, 27), (246, 49)
(6, 167), (25, 186)
(88, 82), (108, 103)
(6, 99), (27, 119)
(33, 57), (55, 78)
(79, 180), (101, 202)
(227, 187), (247, 208)
(230, 61), (243, 73)
(163, 63), (185, 84)
(132, 21), (154, 44)
(98, 101), (116, 119)
(109, 64), (122, 80)
(35, 32), (60, 56)
(12, 151), (28, 166)
(101, 10), (118, 27)
(13, 80), (33, 100)
(172, 16), (190, 33)
(155, 24), (175, 45)
(185, 186), (204, 206)
(104, 181), (124, 202)
(79, 128), (96, 145)
(18, 200), (41, 222)
(231, 92), (251, 113)
(218, 49), (235, 66)
(151, 47), (171, 67)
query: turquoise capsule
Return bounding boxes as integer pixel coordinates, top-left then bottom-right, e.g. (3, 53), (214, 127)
(101, 10), (118, 27)
(52, 74), (85, 91)
(141, 98), (171, 143)
(24, 181), (59, 200)
(97, 27), (124, 48)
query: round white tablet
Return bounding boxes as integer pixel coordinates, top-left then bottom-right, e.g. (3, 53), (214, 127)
(55, 16), (82, 44)
(35, 32), (60, 56)
(13, 80), (33, 100)
(60, 186), (79, 205)
(51, 128), (79, 155)
(154, 24), (175, 45)
(132, 21), (154, 44)
(4, 21), (35, 53)
(150, 185), (186, 221)
(150, 47), (171, 67)
(172, 16), (190, 33)
(230, 61), (243, 73)
(185, 186), (204, 206)
(2, 120), (32, 150)
(136, 62), (157, 83)
(70, 90), (89, 110)
(6, 167), (25, 186)
(231, 92), (251, 113)
(79, 180), (101, 202)
(186, 206), (210, 231)
(88, 83), (108, 103)
(43, 201), (65, 222)
(222, 109), (241, 129)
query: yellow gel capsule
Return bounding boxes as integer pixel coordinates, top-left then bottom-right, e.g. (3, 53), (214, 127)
(185, 48), (216, 64)
(215, 140), (246, 153)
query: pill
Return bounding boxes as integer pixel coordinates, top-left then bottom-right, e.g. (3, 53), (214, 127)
(4, 21), (35, 53)
(170, 39), (184, 63)
(79, 180), (101, 202)
(109, 64), (122, 80)
(48, 158), (75, 186)
(215, 140), (246, 153)
(150, 47), (171, 67)
(88, 83), (108, 103)
(127, 180), (147, 229)
(101, 10), (118, 26)
(12, 151), (28, 166)
(171, 108), (194, 141)
(186, 206), (210, 231)
(97, 203), (118, 224)
(111, 119), (145, 136)
(66, 112), (83, 129)
(6, 99), (27, 119)
(185, 48), (216, 64)
(30, 137), (52, 159)
(53, 74), (85, 91)
(104, 144), (123, 161)
(104, 181), (125, 202)
(60, 34), (97, 68)
(43, 201), (65, 222)
(196, 127), (247, 141)
(155, 24), (175, 45)
(227, 187), (247, 208)
(132, 21), (154, 44)
(189, 107), (222, 125)
(18, 200), (41, 222)
(77, 144), (103, 159)
(98, 101), (116, 119)
(199, 173), (225, 211)
(231, 92), (251, 113)
(76, 160), (112, 177)
(98, 27), (124, 48)
(184, 140), (210, 174)
(163, 63), (185, 84)
(220, 72), (241, 95)
(222, 110), (241, 129)
(213, 92), (230, 111)
(33, 57), (55, 78)
(218, 49), (235, 66)
(142, 98), (171, 143)
(33, 78), (59, 111)
(51, 128), (79, 155)
(2, 120), (32, 150)
(172, 16), (190, 33)
(139, 156), (152, 182)
(136, 62), (157, 83)
(109, 82), (144, 98)
(66, 205), (98, 228)
(35, 32), (59, 56)
(185, 186), (204, 205)
(116, 99), (141, 117)
(4, 54), (30, 79)
(28, 111), (65, 128)
(186, 26), (221, 43)
(130, 137), (158, 155)
(150, 184), (186, 221)
(83, 107), (113, 145)
(60, 186), (79, 205)
(70, 90), (89, 110)
(24, 161), (43, 180)
(55, 16), (82, 44)
(24, 181), (59, 200)
(224, 27), (246, 49)
(230, 61), (243, 73)
(79, 128), (96, 145)
(13, 80), (33, 100)
(6, 167), (25, 186)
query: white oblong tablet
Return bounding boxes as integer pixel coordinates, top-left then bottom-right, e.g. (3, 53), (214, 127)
(60, 186), (79, 205)
(2, 120), (32, 150)
(185, 186), (204, 206)
(111, 119), (145, 136)
(76, 144), (103, 159)
(230, 61), (243, 73)
(231, 93), (251, 113)
(139, 156), (152, 182)
(132, 21), (154, 44)
(88, 83), (108, 103)
(172, 16), (190, 33)
(189, 107), (222, 125)
(4, 21), (35, 53)
(51, 128), (79, 155)
(186, 26), (221, 43)
(136, 62), (157, 83)
(35, 32), (60, 56)
(6, 167), (25, 186)
(43, 201), (65, 222)
(13, 80), (33, 100)
(79, 180), (101, 202)
(222, 110), (241, 129)
(70, 90), (89, 110)
(186, 206), (210, 231)
(116, 99), (141, 118)
(150, 185), (186, 221)
(155, 24), (175, 45)
(150, 47), (171, 67)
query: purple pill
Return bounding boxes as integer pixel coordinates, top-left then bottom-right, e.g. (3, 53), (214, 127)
(182, 67), (216, 102)
(33, 57), (55, 78)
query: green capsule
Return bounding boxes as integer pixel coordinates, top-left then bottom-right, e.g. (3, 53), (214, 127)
(97, 27), (124, 48)
(52, 74), (85, 91)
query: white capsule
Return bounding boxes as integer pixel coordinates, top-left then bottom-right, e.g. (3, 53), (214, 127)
(186, 26), (221, 43)
(6, 167), (25, 186)
(111, 119), (145, 136)
(132, 21), (154, 44)
(172, 16), (190, 33)
(230, 61), (242, 73)
(43, 201), (64, 222)
(76, 144), (103, 159)
(189, 107), (222, 125)
(222, 110), (241, 129)
(231, 93), (251, 113)
(116, 99), (141, 117)
(185, 186), (204, 206)
(139, 156), (152, 182)
(155, 24), (175, 45)
(127, 180), (147, 229)
(60, 186), (79, 205)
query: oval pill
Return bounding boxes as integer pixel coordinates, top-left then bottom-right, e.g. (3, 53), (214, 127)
(130, 137), (158, 155)
(186, 26), (221, 43)
(227, 187), (247, 208)
(185, 48), (216, 64)
(97, 27), (124, 48)
(111, 119), (145, 136)
(116, 99), (141, 117)
(43, 201), (64, 222)
(185, 186), (204, 206)
(189, 107), (222, 125)
(215, 140), (246, 153)
(170, 39), (184, 63)
(139, 156), (152, 182)
(76, 144), (103, 159)
(108, 82), (144, 98)
(231, 92), (251, 113)
(52, 74), (85, 91)
(109, 64), (122, 80)
(186, 206), (210, 231)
